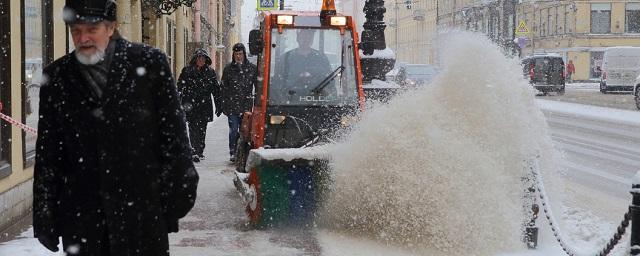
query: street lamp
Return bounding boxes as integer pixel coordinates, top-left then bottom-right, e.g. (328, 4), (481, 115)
(142, 0), (196, 15)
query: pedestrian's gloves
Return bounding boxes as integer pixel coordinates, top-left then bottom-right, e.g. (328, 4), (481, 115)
(37, 234), (59, 252)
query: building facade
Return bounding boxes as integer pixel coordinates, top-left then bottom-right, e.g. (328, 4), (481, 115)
(0, 0), (235, 233)
(385, 0), (640, 81)
(384, 0), (438, 64)
(518, 0), (640, 81)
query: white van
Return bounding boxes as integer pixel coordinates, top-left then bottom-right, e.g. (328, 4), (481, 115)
(600, 47), (640, 93)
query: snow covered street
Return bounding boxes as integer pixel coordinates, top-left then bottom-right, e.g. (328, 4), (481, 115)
(2, 33), (639, 256)
(3, 101), (636, 256)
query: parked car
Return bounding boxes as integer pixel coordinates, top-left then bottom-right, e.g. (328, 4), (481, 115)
(634, 79), (640, 110)
(521, 54), (565, 95)
(396, 64), (439, 87)
(600, 47), (640, 93)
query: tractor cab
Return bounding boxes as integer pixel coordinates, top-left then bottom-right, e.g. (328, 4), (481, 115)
(241, 9), (364, 153)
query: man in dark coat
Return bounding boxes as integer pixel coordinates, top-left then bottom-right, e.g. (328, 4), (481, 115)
(220, 43), (257, 162)
(32, 0), (198, 255)
(178, 49), (219, 162)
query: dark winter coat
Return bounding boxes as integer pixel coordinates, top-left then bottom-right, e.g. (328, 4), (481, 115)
(220, 44), (257, 115)
(33, 37), (198, 256)
(178, 49), (219, 122)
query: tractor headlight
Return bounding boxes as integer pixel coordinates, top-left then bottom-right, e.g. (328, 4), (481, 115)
(276, 15), (294, 25)
(270, 115), (286, 124)
(330, 16), (347, 26)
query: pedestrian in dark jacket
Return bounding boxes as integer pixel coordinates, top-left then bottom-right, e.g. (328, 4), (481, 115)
(220, 43), (257, 162)
(33, 0), (198, 255)
(178, 49), (220, 162)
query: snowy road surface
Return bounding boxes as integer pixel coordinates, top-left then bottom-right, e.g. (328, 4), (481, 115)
(1, 100), (638, 255)
(2, 34), (639, 255)
(539, 99), (640, 199)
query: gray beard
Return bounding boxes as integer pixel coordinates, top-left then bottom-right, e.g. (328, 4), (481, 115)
(75, 47), (105, 65)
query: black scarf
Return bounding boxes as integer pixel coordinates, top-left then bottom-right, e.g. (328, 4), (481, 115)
(77, 37), (117, 99)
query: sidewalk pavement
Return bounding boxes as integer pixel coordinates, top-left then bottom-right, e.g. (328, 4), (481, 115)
(0, 116), (318, 256)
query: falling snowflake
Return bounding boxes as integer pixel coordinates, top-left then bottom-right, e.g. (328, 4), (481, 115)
(136, 67), (147, 76)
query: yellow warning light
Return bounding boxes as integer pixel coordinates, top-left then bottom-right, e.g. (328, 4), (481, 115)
(322, 0), (336, 12)
(321, 0), (337, 24)
(276, 15), (294, 25)
(330, 16), (347, 26)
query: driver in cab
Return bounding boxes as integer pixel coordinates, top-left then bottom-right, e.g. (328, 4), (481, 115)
(278, 29), (332, 98)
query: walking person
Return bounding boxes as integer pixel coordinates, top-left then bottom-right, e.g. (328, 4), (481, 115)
(33, 0), (198, 255)
(178, 49), (220, 162)
(220, 43), (257, 162)
(567, 59), (575, 83)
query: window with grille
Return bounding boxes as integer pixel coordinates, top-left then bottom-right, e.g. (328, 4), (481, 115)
(626, 3), (640, 33)
(591, 3), (611, 34)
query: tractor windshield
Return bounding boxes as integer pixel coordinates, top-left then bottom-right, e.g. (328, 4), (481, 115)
(268, 28), (359, 106)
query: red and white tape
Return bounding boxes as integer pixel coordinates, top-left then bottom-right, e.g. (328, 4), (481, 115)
(0, 102), (38, 135)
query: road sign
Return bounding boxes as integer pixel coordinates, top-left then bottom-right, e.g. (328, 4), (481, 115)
(515, 20), (530, 36)
(257, 0), (278, 10)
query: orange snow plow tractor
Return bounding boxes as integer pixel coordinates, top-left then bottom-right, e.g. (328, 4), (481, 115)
(233, 0), (366, 228)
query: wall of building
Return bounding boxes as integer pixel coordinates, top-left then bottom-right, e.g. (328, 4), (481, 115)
(384, 0), (437, 65)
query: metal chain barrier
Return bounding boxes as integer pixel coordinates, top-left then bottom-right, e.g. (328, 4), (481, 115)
(0, 102), (38, 134)
(529, 156), (630, 256)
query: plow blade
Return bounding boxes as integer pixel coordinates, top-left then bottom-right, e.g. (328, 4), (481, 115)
(234, 146), (332, 228)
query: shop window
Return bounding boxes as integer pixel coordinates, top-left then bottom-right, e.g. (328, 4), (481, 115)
(0, 0), (11, 178)
(591, 3), (611, 34)
(166, 19), (176, 74)
(626, 3), (640, 33)
(22, 0), (52, 168)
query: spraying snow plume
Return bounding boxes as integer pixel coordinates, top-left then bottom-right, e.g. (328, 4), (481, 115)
(319, 31), (563, 255)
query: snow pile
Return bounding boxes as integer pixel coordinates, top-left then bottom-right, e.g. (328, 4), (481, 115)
(318, 31), (563, 255)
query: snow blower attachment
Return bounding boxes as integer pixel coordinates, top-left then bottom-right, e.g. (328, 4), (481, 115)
(233, 0), (368, 227)
(234, 148), (332, 227)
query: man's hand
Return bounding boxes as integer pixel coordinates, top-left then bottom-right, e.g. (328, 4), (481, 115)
(37, 235), (59, 252)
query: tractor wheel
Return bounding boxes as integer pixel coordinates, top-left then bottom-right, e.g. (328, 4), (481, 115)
(246, 169), (262, 226)
(235, 138), (250, 173)
(635, 89), (640, 110)
(600, 83), (608, 94)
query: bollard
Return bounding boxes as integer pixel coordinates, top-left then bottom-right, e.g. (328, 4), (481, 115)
(525, 202), (539, 249)
(630, 171), (640, 255)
